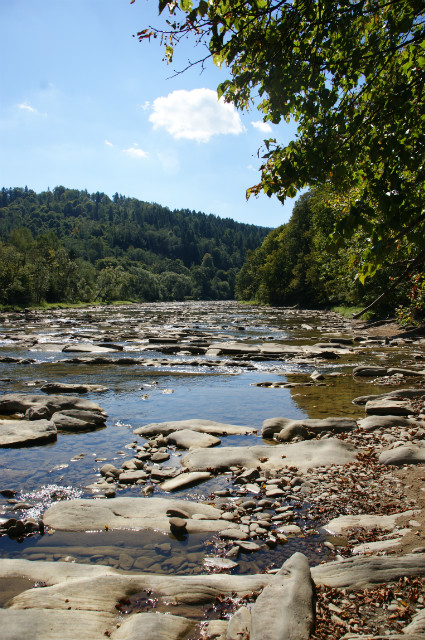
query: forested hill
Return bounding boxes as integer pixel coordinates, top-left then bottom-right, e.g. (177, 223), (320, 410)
(0, 186), (271, 306)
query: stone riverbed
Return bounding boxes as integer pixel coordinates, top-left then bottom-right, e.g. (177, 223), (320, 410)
(0, 301), (425, 639)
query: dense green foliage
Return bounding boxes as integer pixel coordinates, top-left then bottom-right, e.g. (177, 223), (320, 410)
(0, 186), (270, 306)
(236, 187), (417, 318)
(139, 0), (424, 318)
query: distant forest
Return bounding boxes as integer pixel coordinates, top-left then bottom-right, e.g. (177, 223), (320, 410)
(0, 186), (271, 306)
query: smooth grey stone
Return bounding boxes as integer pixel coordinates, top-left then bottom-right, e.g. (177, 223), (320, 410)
(166, 429), (221, 449)
(262, 416), (356, 439)
(203, 556), (239, 570)
(379, 444), (425, 466)
(0, 393), (105, 415)
(43, 497), (230, 534)
(134, 419), (256, 437)
(118, 470), (148, 483)
(0, 418), (57, 448)
(41, 382), (108, 394)
(227, 606), (251, 640)
(358, 415), (422, 431)
(51, 412), (105, 432)
(113, 612), (196, 640)
(250, 552), (314, 640)
(161, 471), (212, 492)
(312, 553), (425, 589)
(365, 398), (414, 416)
(182, 439), (356, 474)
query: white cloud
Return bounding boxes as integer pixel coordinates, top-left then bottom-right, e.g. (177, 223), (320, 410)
(251, 120), (272, 133)
(123, 146), (149, 159)
(149, 88), (243, 143)
(104, 140), (113, 147)
(140, 101), (151, 111)
(18, 103), (39, 114)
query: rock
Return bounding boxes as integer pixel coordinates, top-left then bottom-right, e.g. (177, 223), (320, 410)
(312, 553), (425, 589)
(160, 471), (212, 492)
(0, 418), (57, 447)
(150, 451), (170, 462)
(0, 610), (115, 640)
(118, 470), (149, 484)
(166, 508), (190, 519)
(387, 367), (425, 377)
(323, 510), (418, 535)
(166, 429), (221, 449)
(51, 411), (106, 432)
(262, 417), (356, 439)
(25, 406), (51, 420)
(250, 553), (315, 640)
(62, 343), (120, 353)
(203, 556), (239, 571)
(134, 419), (256, 438)
(42, 497), (231, 534)
(182, 438), (357, 474)
(169, 517), (187, 533)
(358, 415), (422, 431)
(113, 613), (197, 640)
(277, 424), (313, 442)
(40, 382), (108, 394)
(353, 366), (388, 377)
(365, 398), (415, 416)
(236, 541), (261, 552)
(227, 607), (251, 639)
(379, 444), (425, 466)
(219, 529), (250, 541)
(353, 389), (425, 405)
(0, 393), (106, 416)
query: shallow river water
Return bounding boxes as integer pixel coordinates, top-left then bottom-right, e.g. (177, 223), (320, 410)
(0, 301), (421, 578)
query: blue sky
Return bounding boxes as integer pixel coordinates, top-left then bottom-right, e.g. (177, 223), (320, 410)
(0, 0), (299, 228)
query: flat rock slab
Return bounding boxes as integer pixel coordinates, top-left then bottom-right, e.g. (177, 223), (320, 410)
(41, 382), (108, 394)
(358, 415), (422, 431)
(207, 342), (260, 354)
(51, 412), (106, 432)
(166, 429), (221, 449)
(134, 419), (256, 438)
(0, 393), (105, 415)
(113, 612), (197, 640)
(62, 343), (120, 353)
(160, 471), (212, 492)
(250, 552), (314, 640)
(0, 419), (57, 447)
(379, 444), (425, 466)
(182, 438), (356, 474)
(0, 609), (115, 640)
(365, 398), (415, 416)
(312, 553), (425, 590)
(43, 497), (233, 534)
(324, 510), (418, 535)
(0, 557), (271, 609)
(262, 416), (357, 439)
